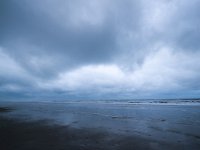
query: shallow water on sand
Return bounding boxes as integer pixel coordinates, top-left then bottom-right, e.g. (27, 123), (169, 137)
(0, 101), (200, 148)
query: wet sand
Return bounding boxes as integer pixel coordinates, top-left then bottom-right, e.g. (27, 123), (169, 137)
(0, 115), (184, 150)
(0, 116), (159, 150)
(0, 107), (12, 112)
(0, 102), (200, 150)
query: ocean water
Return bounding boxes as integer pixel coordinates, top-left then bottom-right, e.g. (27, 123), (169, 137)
(0, 99), (200, 146)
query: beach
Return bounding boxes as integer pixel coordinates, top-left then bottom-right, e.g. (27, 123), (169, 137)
(0, 100), (200, 150)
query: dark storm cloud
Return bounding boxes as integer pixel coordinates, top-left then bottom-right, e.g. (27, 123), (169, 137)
(161, 0), (200, 51)
(0, 0), (200, 100)
(0, 0), (141, 78)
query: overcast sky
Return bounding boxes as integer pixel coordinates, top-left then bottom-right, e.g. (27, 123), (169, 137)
(0, 0), (200, 100)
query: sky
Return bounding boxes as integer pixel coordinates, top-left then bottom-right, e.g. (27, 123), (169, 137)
(0, 0), (200, 100)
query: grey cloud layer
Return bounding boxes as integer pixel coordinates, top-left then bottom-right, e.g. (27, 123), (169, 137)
(0, 0), (141, 76)
(0, 0), (200, 100)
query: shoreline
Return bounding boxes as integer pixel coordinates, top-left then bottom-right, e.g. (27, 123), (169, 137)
(0, 105), (199, 150)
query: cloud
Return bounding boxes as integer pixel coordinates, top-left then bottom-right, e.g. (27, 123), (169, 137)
(0, 47), (36, 93)
(0, 0), (200, 99)
(0, 0), (142, 77)
(40, 47), (200, 98)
